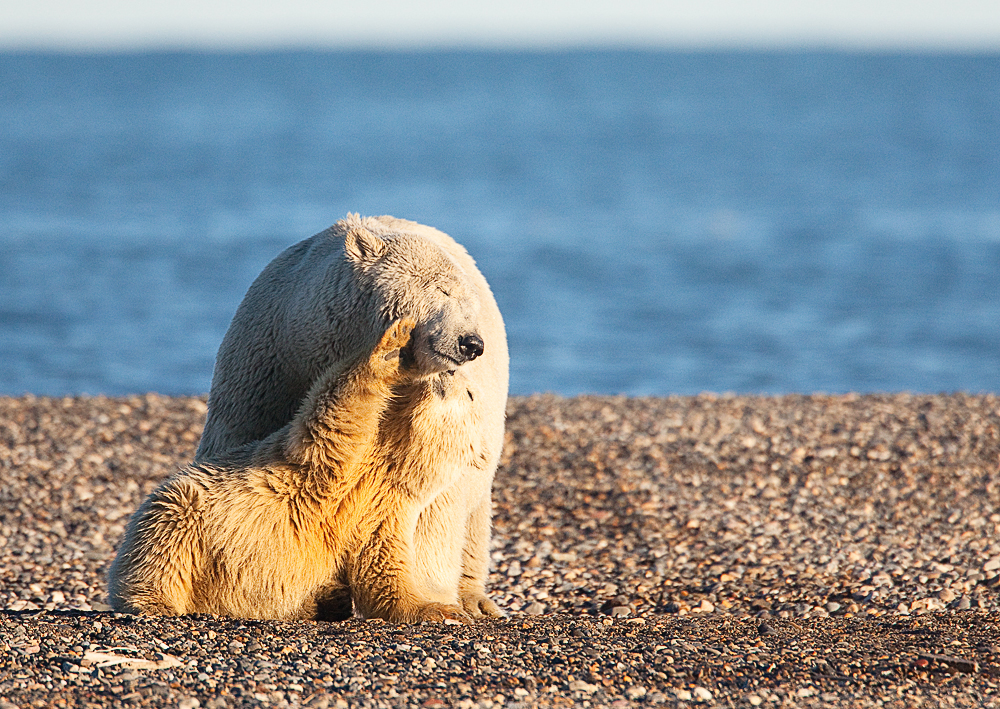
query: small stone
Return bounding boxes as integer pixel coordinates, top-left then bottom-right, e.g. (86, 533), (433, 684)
(957, 596), (972, 610)
(748, 696), (762, 706)
(758, 623), (775, 636)
(178, 698), (201, 709)
(693, 686), (713, 702)
(697, 599), (715, 613)
(626, 685), (647, 699)
(525, 602), (546, 615)
(984, 555), (1000, 572)
(825, 601), (841, 613)
(610, 605), (631, 617)
(939, 588), (957, 603)
(568, 680), (599, 694)
(675, 689), (693, 701)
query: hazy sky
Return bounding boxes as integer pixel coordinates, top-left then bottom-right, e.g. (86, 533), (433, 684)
(2, 0), (999, 50)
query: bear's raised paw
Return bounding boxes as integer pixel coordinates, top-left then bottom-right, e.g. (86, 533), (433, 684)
(370, 318), (417, 372)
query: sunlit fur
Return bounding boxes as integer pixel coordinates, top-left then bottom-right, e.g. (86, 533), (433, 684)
(109, 216), (507, 622)
(109, 319), (502, 622)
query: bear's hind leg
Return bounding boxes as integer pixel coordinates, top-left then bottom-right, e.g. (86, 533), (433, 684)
(108, 475), (207, 616)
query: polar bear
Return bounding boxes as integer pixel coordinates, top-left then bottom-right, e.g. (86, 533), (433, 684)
(108, 215), (508, 622)
(196, 215), (507, 465)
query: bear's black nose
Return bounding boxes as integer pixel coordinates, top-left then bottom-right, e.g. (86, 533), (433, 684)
(458, 333), (485, 362)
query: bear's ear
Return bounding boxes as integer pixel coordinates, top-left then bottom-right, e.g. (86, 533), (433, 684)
(344, 227), (387, 263)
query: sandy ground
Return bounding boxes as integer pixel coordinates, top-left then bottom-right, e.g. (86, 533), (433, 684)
(2, 392), (1000, 708)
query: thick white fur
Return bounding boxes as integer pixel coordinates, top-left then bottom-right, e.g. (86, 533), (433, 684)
(109, 216), (508, 622)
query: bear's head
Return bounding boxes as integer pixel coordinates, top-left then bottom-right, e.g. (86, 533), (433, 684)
(344, 223), (484, 376)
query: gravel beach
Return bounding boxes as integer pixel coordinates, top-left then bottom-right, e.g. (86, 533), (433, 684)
(2, 392), (1000, 708)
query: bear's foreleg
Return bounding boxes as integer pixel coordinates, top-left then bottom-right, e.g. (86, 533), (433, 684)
(349, 513), (472, 624)
(458, 492), (505, 619)
(279, 318), (417, 479)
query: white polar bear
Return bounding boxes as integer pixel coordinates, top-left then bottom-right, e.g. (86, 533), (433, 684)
(110, 214), (508, 622)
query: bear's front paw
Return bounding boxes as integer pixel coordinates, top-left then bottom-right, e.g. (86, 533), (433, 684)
(460, 591), (506, 620)
(412, 602), (473, 624)
(371, 319), (417, 375)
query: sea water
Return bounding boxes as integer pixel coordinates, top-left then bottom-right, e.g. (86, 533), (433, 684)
(1, 50), (998, 396)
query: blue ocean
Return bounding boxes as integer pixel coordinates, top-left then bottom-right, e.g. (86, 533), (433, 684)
(1, 50), (998, 397)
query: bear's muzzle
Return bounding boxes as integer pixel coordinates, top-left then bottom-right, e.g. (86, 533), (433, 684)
(457, 333), (485, 363)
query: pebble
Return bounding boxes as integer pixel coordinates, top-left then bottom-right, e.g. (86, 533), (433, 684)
(3, 392), (1000, 709)
(693, 686), (714, 702)
(626, 685), (646, 699)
